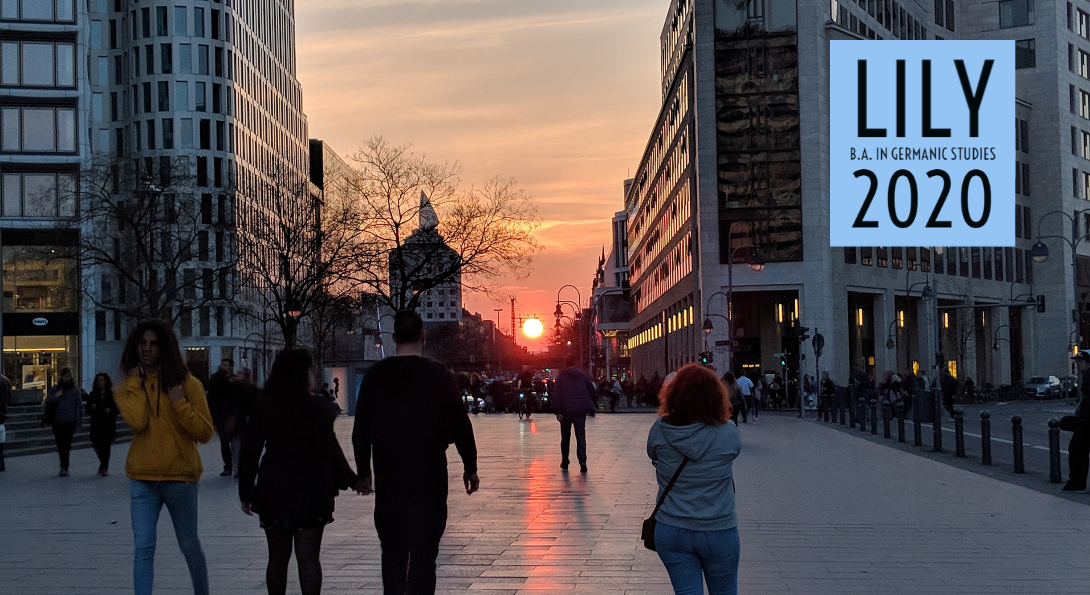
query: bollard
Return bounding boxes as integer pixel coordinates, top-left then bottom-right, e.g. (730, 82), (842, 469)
(932, 388), (943, 453)
(913, 394), (923, 446)
(1049, 418), (1063, 484)
(858, 397), (867, 432)
(882, 400), (892, 439)
(839, 397), (847, 425)
(1012, 415), (1024, 474)
(980, 411), (992, 465)
(870, 399), (878, 435)
(953, 406), (965, 458)
(896, 401), (906, 443)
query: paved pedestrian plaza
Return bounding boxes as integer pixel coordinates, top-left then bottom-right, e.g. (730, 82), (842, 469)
(3, 411), (1090, 594)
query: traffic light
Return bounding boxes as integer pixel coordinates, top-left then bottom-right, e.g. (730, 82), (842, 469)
(1036, 295), (1046, 313)
(780, 354), (787, 367)
(797, 326), (811, 343)
(699, 351), (713, 365)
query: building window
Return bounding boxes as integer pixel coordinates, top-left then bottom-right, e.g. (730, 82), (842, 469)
(999, 0), (1033, 28)
(175, 6), (188, 36)
(1, 106), (76, 153)
(162, 118), (173, 149)
(179, 43), (192, 73)
(1079, 8), (1090, 39)
(877, 247), (888, 268)
(1015, 39), (1035, 69)
(1, 172), (76, 218)
(844, 247), (857, 264)
(0, 41), (76, 87)
(0, 0), (76, 22)
(161, 43), (172, 74)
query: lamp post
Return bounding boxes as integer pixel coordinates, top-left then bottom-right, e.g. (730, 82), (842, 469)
(360, 313), (394, 360)
(992, 324), (1010, 352)
(557, 284), (587, 371)
(900, 277), (933, 373)
(1032, 208), (1090, 352)
(494, 308), (504, 375)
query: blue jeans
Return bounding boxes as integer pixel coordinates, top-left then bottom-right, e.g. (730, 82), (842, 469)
(655, 522), (740, 595)
(130, 480), (209, 595)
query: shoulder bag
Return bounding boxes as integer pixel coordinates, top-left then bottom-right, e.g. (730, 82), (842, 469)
(641, 456), (689, 551)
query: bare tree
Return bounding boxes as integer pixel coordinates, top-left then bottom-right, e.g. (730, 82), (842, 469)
(347, 135), (541, 311)
(235, 159), (371, 350)
(67, 156), (236, 327)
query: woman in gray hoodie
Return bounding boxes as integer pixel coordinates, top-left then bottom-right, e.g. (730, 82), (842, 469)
(647, 363), (742, 595)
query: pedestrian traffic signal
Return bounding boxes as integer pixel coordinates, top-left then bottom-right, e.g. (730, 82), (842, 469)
(699, 351), (713, 365)
(797, 326), (811, 343)
(1036, 295), (1046, 313)
(779, 355), (787, 367)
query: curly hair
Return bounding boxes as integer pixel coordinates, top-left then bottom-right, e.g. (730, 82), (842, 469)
(658, 363), (731, 426)
(119, 319), (189, 390)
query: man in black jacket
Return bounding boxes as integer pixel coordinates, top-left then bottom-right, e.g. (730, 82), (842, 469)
(353, 310), (479, 594)
(552, 355), (597, 473)
(206, 358), (236, 476)
(1064, 351), (1090, 492)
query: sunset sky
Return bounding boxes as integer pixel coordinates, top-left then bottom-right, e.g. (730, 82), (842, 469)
(294, 0), (666, 350)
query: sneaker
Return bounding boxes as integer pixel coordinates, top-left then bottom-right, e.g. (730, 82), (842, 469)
(1061, 483), (1086, 492)
(580, 464), (588, 473)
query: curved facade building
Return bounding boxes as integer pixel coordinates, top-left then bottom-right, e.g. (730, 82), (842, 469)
(82, 0), (312, 381)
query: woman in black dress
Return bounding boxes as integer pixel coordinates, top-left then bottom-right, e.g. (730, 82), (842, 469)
(238, 349), (361, 595)
(86, 373), (118, 476)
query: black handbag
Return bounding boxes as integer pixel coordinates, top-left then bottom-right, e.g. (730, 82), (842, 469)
(641, 456), (689, 551)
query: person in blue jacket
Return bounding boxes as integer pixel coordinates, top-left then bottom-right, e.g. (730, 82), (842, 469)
(647, 363), (742, 595)
(552, 355), (597, 473)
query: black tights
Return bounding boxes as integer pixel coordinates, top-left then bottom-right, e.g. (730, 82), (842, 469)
(264, 526), (325, 595)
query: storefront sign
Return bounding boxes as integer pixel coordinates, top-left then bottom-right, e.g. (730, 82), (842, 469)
(31, 317), (48, 327)
(829, 40), (1014, 247)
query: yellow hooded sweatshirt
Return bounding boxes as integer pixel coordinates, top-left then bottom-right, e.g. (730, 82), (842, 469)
(115, 372), (215, 482)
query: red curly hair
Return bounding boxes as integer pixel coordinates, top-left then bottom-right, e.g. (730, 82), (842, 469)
(658, 364), (732, 426)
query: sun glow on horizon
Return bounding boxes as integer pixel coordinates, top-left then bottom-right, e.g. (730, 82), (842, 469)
(522, 318), (544, 339)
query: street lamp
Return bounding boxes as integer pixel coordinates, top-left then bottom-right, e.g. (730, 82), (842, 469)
(287, 299), (303, 320)
(886, 320), (897, 350)
(993, 324), (1010, 352)
(1032, 208), (1090, 354)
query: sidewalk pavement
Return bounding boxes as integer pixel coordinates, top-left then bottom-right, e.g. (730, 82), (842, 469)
(3, 411), (1090, 594)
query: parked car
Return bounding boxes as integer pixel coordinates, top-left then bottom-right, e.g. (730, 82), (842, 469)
(1024, 376), (1062, 399)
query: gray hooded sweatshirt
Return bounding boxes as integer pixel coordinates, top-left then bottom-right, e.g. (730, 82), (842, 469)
(646, 417), (741, 532)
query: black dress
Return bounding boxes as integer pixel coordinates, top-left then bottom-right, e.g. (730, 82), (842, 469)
(86, 388), (117, 446)
(238, 392), (357, 530)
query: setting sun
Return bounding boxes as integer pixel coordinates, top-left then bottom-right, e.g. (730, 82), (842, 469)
(522, 318), (544, 339)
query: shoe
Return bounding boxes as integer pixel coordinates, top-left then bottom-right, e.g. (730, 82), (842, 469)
(1061, 483), (1086, 492)
(59, 468), (68, 477)
(101, 469), (109, 477)
(580, 464), (588, 473)
(220, 469), (232, 477)
(560, 462), (569, 471)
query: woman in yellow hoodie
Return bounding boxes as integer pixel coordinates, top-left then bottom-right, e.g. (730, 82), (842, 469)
(115, 319), (215, 595)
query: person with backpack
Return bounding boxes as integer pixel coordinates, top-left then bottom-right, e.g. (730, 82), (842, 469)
(44, 367), (84, 476)
(647, 364), (742, 594)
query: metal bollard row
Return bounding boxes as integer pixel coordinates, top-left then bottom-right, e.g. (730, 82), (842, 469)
(953, 407), (965, 458)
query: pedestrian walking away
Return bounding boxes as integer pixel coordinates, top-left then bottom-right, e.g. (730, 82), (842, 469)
(86, 372), (118, 476)
(44, 367), (84, 476)
(1063, 351), (1090, 492)
(737, 373), (756, 421)
(114, 319), (215, 595)
(722, 372), (746, 425)
(553, 355), (598, 473)
(207, 358), (238, 477)
(647, 364), (742, 595)
(0, 372), (10, 471)
(238, 349), (363, 595)
(352, 310), (480, 595)
(230, 367), (260, 474)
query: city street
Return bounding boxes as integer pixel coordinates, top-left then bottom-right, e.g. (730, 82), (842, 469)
(3, 411), (1090, 594)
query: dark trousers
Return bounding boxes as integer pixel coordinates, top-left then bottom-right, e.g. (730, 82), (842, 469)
(377, 493), (446, 595)
(93, 439), (112, 470)
(52, 422), (77, 469)
(214, 422), (232, 472)
(1069, 430), (1090, 487)
(559, 413), (587, 466)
